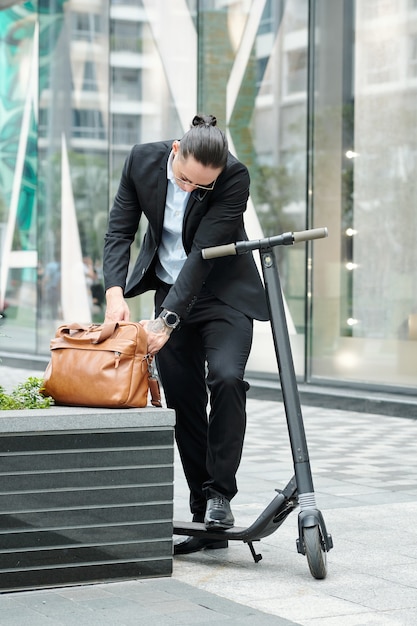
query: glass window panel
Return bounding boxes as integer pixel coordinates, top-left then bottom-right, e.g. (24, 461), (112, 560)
(111, 19), (142, 53)
(198, 0), (309, 377)
(111, 67), (142, 100)
(72, 109), (106, 139)
(35, 0), (110, 353)
(0, 3), (38, 352)
(285, 48), (308, 95)
(72, 12), (103, 41)
(112, 114), (141, 145)
(259, 0), (273, 35)
(311, 0), (417, 391)
(82, 62), (98, 91)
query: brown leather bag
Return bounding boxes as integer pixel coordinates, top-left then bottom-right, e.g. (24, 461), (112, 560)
(42, 322), (161, 408)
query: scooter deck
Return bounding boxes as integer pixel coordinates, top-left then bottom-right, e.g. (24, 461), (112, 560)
(173, 477), (298, 544)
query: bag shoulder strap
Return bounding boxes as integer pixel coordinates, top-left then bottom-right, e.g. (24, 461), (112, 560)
(147, 355), (162, 407)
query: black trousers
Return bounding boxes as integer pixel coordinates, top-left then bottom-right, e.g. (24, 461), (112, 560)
(155, 285), (253, 521)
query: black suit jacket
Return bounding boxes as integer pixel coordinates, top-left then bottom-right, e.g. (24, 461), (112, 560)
(103, 141), (269, 321)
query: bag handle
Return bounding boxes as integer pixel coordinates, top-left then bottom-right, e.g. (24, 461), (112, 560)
(58, 322), (119, 344)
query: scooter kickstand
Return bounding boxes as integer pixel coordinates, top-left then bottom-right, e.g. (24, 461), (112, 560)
(247, 541), (262, 563)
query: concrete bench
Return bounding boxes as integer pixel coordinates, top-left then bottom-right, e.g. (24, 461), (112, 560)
(0, 405), (175, 592)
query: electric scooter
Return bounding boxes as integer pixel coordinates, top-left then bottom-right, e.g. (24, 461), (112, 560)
(173, 227), (333, 579)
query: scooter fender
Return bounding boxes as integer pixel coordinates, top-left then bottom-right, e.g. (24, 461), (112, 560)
(296, 508), (333, 554)
(296, 509), (320, 555)
(299, 509), (319, 527)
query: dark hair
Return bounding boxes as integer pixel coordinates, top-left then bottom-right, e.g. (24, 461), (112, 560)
(179, 114), (228, 169)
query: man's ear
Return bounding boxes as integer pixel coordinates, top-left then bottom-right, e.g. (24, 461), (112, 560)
(172, 140), (180, 155)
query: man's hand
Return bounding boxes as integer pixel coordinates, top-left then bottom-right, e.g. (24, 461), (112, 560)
(105, 286), (130, 321)
(140, 318), (172, 355)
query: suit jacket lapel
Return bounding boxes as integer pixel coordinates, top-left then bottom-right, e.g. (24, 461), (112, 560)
(155, 160), (169, 242)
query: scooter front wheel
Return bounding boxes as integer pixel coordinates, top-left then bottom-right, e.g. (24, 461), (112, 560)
(303, 525), (327, 579)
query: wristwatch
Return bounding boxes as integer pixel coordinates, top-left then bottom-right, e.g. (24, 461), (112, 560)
(159, 309), (180, 329)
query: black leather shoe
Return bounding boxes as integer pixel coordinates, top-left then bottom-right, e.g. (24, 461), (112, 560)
(174, 535), (228, 555)
(204, 495), (235, 530)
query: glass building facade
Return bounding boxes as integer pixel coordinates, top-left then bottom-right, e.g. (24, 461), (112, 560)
(1, 0), (416, 396)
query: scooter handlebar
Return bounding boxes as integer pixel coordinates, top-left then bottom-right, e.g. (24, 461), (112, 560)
(202, 243), (237, 259)
(202, 227), (328, 259)
(293, 227), (328, 243)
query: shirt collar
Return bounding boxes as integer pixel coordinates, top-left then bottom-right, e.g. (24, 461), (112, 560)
(167, 150), (176, 183)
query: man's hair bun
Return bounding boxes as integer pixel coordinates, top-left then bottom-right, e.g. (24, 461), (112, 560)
(191, 114), (217, 128)
(180, 113), (227, 169)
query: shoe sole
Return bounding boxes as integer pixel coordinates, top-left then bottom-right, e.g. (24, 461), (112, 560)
(205, 521), (234, 530)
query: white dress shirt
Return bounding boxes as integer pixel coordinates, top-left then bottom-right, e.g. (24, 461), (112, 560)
(155, 151), (190, 284)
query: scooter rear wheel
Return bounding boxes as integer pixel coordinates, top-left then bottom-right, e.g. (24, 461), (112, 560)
(303, 525), (327, 579)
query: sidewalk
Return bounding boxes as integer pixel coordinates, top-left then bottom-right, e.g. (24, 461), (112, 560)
(1, 364), (417, 625)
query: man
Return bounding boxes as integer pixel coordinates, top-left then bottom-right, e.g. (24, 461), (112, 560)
(103, 114), (268, 554)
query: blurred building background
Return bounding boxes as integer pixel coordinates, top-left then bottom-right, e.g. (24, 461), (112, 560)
(1, 0), (416, 396)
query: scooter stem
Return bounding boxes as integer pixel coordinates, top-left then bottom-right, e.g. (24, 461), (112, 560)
(260, 246), (315, 498)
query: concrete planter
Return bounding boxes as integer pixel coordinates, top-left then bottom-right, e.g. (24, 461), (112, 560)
(0, 405), (175, 592)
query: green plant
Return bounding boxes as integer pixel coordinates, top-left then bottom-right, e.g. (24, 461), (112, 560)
(0, 377), (54, 410)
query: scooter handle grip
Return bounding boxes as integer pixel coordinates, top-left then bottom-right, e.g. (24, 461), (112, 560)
(202, 227), (328, 259)
(293, 227), (328, 243)
(202, 243), (237, 259)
